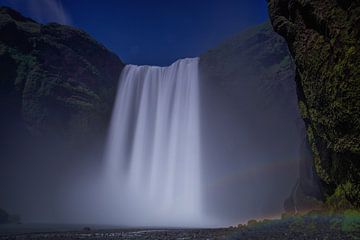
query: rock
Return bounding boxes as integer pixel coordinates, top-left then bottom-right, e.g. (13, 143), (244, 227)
(0, 208), (9, 224)
(199, 23), (300, 156)
(0, 7), (125, 216)
(284, 126), (324, 213)
(8, 214), (21, 224)
(200, 22), (319, 216)
(0, 6), (124, 145)
(268, 0), (360, 207)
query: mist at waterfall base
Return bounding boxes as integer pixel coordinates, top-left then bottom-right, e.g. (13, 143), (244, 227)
(0, 56), (301, 228)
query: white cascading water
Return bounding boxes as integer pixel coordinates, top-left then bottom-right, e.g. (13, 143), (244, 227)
(104, 58), (203, 227)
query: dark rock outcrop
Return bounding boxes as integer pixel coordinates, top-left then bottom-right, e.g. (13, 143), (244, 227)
(0, 208), (9, 224)
(268, 0), (360, 207)
(0, 6), (124, 145)
(0, 208), (20, 224)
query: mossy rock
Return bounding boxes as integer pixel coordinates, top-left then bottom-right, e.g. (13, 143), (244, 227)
(268, 0), (360, 207)
(342, 209), (360, 233)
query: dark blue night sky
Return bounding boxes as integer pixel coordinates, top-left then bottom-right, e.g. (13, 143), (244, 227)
(0, 0), (269, 66)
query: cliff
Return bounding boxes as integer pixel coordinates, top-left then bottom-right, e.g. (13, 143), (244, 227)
(268, 0), (360, 208)
(199, 22), (322, 218)
(0, 6), (124, 147)
(0, 7), (125, 220)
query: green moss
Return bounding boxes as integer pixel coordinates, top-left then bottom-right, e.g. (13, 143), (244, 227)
(326, 183), (354, 210)
(247, 219), (258, 226)
(307, 126), (331, 183)
(269, 0), (360, 207)
(298, 100), (308, 119)
(342, 209), (360, 233)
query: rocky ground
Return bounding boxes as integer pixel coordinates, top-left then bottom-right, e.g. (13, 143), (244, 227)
(228, 217), (360, 240)
(0, 228), (234, 240)
(1, 214), (359, 240)
(0, 227), (357, 240)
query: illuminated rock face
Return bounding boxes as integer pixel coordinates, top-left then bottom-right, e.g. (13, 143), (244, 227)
(105, 58), (204, 227)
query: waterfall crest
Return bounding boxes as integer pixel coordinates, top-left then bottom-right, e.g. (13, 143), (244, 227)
(104, 58), (203, 226)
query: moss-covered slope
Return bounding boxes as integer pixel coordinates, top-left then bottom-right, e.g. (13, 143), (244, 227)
(268, 0), (360, 207)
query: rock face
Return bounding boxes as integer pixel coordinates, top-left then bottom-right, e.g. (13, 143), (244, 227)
(0, 7), (124, 145)
(200, 22), (297, 115)
(199, 22), (321, 218)
(268, 0), (360, 207)
(0, 7), (124, 222)
(284, 131), (323, 213)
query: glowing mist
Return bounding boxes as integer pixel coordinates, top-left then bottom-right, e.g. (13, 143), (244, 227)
(104, 58), (204, 227)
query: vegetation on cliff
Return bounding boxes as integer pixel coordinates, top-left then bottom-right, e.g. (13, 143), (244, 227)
(229, 210), (360, 239)
(268, 0), (360, 208)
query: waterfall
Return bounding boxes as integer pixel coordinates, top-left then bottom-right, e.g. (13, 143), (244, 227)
(104, 58), (203, 226)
